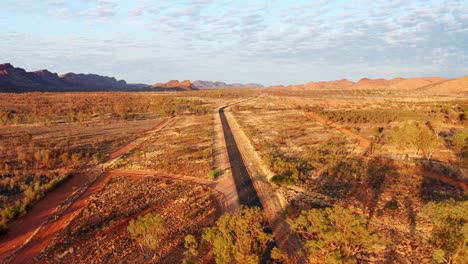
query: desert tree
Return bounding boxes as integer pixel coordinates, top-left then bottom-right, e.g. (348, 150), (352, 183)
(392, 122), (440, 159)
(71, 153), (81, 168)
(453, 132), (468, 161)
(202, 206), (273, 264)
(420, 200), (467, 264)
(127, 212), (167, 260)
(288, 205), (380, 263)
(183, 234), (199, 264)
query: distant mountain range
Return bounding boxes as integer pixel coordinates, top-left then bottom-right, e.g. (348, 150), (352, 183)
(192, 80), (264, 89)
(267, 76), (468, 94)
(0, 63), (144, 92)
(1, 63), (466, 94)
(0, 63), (262, 92)
(415, 76), (468, 94)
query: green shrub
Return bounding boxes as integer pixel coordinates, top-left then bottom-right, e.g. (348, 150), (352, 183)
(208, 170), (217, 179)
(289, 205), (380, 262)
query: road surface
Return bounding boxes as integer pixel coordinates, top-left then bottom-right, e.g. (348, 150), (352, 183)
(219, 106), (262, 207)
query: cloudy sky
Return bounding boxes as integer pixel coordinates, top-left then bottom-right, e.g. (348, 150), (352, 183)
(1, 0), (467, 85)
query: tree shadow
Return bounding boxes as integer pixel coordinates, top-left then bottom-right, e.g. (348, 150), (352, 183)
(403, 197), (416, 235)
(312, 157), (396, 219)
(419, 177), (465, 203)
(363, 159), (396, 219)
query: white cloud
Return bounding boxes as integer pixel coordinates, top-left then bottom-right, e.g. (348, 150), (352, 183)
(1, 0), (467, 85)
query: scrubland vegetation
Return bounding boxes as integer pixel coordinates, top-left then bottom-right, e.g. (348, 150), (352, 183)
(231, 93), (467, 263)
(0, 92), (213, 233)
(1, 90), (467, 263)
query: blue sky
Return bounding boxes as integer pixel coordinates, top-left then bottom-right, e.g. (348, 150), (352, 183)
(1, 0), (467, 85)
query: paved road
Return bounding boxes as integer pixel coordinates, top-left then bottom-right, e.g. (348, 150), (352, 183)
(219, 106), (262, 207)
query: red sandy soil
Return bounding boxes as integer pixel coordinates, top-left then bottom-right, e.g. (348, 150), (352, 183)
(8, 171), (110, 264)
(0, 113), (238, 263)
(0, 117), (176, 263)
(0, 172), (92, 260)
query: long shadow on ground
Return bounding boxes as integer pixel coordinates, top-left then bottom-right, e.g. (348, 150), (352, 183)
(219, 107), (262, 208)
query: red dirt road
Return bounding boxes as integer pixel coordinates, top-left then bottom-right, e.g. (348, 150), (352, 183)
(306, 112), (371, 149)
(7, 171), (110, 264)
(0, 117), (174, 263)
(4, 168), (232, 264)
(0, 172), (91, 261)
(378, 158), (468, 191)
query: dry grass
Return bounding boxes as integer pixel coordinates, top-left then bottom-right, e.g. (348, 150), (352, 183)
(231, 92), (467, 262)
(121, 114), (215, 179)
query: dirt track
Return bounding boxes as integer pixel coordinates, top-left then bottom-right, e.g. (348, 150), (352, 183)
(2, 107), (346, 262)
(102, 117), (174, 167)
(378, 158), (468, 191)
(306, 112), (371, 151)
(8, 170), (111, 264)
(0, 172), (92, 261)
(0, 113), (243, 263)
(0, 117), (176, 263)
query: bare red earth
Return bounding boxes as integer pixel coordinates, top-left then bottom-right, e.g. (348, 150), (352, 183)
(8, 171), (110, 264)
(0, 173), (90, 261)
(0, 118), (174, 263)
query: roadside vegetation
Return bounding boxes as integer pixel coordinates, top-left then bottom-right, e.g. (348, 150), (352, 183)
(231, 94), (468, 262)
(1, 90), (466, 263)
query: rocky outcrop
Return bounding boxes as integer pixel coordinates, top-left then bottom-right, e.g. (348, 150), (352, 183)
(192, 80), (264, 89)
(0, 63), (133, 92)
(33, 70), (69, 87)
(0, 63), (42, 91)
(59, 72), (127, 90)
(303, 79), (355, 90)
(149, 80), (196, 91)
(353, 77), (448, 90)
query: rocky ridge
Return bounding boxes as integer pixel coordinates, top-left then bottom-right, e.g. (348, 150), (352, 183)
(148, 80), (196, 91)
(271, 77), (450, 91)
(0, 63), (130, 92)
(192, 80), (264, 89)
